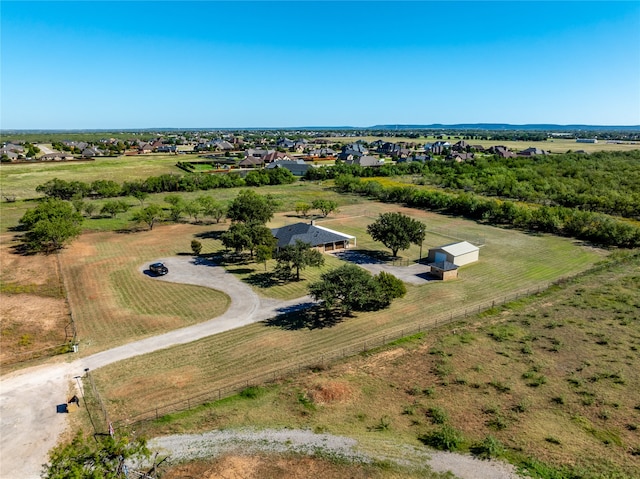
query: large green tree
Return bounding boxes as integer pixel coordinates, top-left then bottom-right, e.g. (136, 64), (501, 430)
(309, 264), (377, 315)
(226, 190), (275, 224)
(366, 212), (426, 258)
(308, 265), (405, 316)
(221, 222), (275, 256)
(42, 431), (150, 479)
(275, 240), (324, 281)
(131, 204), (163, 230)
(312, 199), (338, 217)
(19, 198), (84, 253)
(197, 195), (225, 223)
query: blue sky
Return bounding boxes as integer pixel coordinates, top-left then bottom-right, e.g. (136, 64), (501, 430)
(2, 1), (639, 129)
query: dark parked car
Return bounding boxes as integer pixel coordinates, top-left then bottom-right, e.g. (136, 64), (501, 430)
(149, 262), (168, 275)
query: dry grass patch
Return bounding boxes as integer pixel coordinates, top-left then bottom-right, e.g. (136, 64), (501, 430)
(0, 234), (70, 366)
(308, 380), (355, 405)
(161, 454), (427, 479)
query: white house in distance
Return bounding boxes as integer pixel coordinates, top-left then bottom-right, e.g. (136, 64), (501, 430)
(426, 241), (479, 267)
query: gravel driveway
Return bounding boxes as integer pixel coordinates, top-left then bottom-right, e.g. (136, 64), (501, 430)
(147, 428), (523, 479)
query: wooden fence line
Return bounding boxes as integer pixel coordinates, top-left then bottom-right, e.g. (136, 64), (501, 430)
(115, 282), (550, 429)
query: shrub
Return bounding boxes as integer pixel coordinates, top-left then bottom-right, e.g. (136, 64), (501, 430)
(426, 407), (449, 425)
(471, 435), (504, 459)
(418, 425), (463, 451)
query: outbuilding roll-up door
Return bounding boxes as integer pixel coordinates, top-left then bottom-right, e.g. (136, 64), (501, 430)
(435, 252), (447, 263)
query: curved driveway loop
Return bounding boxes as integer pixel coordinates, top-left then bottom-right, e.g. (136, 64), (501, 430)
(0, 257), (312, 479)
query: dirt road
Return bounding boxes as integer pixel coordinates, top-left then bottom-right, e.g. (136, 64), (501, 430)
(0, 257), (311, 478)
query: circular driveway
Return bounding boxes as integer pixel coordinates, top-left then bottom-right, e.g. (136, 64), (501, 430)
(0, 257), (313, 478)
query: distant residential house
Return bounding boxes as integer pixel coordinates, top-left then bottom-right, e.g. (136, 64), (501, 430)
(277, 138), (296, 149)
(138, 143), (153, 154)
(345, 155), (383, 167)
(238, 156), (264, 168)
(448, 152), (474, 162)
(308, 147), (336, 157)
(246, 148), (275, 158)
(342, 142), (368, 155)
(212, 139), (234, 150)
(0, 150), (18, 161)
(262, 151), (291, 163)
(156, 145), (177, 153)
(518, 147), (548, 157)
(471, 144), (485, 152)
(427, 241), (479, 267)
(378, 142), (411, 158)
(488, 145), (516, 158)
(397, 154), (430, 163)
(452, 140), (470, 152)
(271, 222), (356, 252)
(82, 147), (103, 157)
(265, 159), (313, 176)
(338, 149), (364, 161)
(1, 143), (25, 154)
(425, 141), (451, 155)
(39, 152), (75, 161)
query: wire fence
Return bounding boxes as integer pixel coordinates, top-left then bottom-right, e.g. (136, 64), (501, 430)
(115, 281), (555, 429)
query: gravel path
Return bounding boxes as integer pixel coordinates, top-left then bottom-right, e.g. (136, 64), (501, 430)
(147, 428), (524, 479)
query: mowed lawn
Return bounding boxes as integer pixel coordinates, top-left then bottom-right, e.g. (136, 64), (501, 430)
(89, 202), (606, 422)
(59, 224), (231, 355)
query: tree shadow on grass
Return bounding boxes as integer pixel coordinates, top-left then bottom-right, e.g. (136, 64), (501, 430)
(243, 272), (280, 289)
(264, 305), (346, 330)
(194, 230), (224, 240)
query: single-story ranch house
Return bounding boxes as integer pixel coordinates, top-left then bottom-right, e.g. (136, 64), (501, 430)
(426, 241), (479, 267)
(271, 222), (355, 252)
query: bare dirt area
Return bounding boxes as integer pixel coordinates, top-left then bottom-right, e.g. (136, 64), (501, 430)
(0, 235), (70, 366)
(162, 454), (398, 479)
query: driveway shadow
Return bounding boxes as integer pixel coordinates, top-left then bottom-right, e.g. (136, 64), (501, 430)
(332, 249), (386, 265)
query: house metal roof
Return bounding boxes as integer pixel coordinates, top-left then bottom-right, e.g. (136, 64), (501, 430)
(271, 222), (355, 249)
(437, 241), (479, 256)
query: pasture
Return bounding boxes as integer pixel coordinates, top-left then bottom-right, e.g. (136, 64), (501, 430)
(86, 201), (604, 423)
(135, 252), (640, 479)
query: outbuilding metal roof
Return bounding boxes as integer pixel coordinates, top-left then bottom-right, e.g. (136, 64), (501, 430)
(438, 241), (479, 256)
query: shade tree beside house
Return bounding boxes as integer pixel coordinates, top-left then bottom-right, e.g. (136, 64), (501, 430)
(367, 212), (426, 258)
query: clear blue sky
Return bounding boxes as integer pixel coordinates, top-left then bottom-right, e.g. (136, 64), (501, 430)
(2, 1), (639, 129)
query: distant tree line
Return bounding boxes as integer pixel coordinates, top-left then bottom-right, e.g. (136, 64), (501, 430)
(306, 151), (640, 220)
(334, 175), (640, 248)
(35, 168), (296, 201)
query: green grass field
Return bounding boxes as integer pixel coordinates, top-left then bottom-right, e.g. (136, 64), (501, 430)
(88, 202), (604, 425)
(117, 252), (640, 479)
